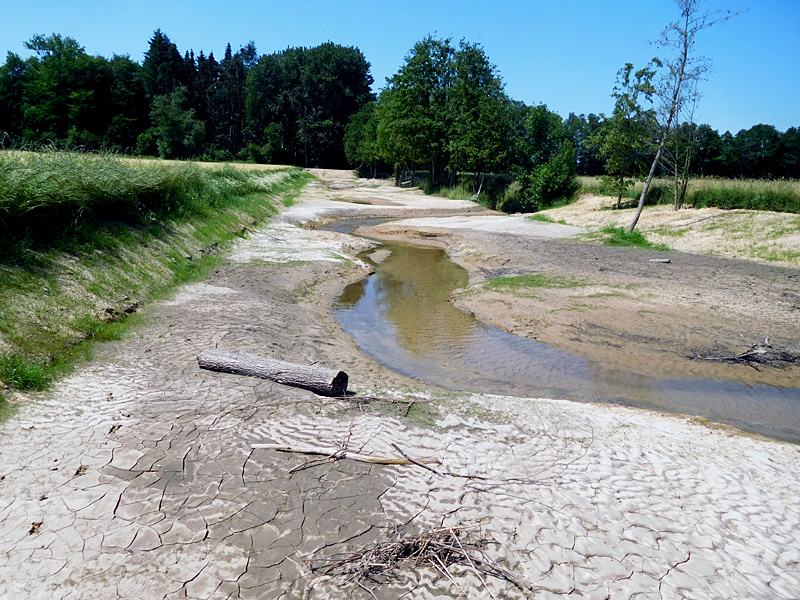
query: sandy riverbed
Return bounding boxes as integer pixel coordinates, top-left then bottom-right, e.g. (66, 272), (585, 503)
(0, 169), (798, 599)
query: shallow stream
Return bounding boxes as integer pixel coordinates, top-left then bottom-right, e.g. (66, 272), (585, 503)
(329, 221), (800, 443)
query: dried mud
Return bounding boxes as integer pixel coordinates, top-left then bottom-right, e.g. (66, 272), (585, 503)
(1, 170), (798, 600)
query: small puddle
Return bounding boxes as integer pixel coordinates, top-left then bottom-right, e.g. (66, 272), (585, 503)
(329, 223), (800, 443)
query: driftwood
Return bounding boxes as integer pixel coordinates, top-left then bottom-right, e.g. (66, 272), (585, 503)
(690, 340), (800, 370)
(250, 443), (439, 466)
(310, 524), (532, 596)
(197, 349), (348, 396)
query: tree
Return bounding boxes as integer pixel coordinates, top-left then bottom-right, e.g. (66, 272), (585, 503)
(497, 104), (577, 213)
(447, 40), (511, 193)
(150, 87), (205, 158)
(778, 127), (800, 179)
(378, 36), (456, 185)
(104, 54), (149, 151)
(521, 105), (578, 211)
(590, 62), (657, 208)
(142, 30), (186, 100)
(691, 124), (724, 176)
(564, 113), (605, 176)
(344, 102), (380, 177)
(735, 124), (781, 179)
(0, 52), (32, 143)
(628, 0), (735, 231)
(246, 43), (373, 167)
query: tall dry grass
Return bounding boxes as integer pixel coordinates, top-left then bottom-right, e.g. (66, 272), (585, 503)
(578, 176), (800, 214)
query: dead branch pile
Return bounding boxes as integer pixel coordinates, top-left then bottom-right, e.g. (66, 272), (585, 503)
(311, 524), (532, 597)
(690, 340), (800, 370)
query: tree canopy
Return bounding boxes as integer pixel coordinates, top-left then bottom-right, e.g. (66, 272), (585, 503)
(0, 29), (796, 213)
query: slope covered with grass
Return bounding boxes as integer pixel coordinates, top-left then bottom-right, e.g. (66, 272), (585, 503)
(0, 151), (309, 407)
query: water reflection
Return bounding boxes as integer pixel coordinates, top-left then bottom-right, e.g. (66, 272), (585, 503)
(334, 240), (800, 443)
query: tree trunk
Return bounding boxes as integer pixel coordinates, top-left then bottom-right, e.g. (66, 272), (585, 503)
(628, 144), (664, 232)
(197, 349), (348, 397)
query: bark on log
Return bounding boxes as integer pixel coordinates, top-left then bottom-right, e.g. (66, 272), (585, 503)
(197, 349), (348, 396)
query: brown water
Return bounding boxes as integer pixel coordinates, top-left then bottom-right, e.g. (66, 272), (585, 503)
(333, 236), (800, 444)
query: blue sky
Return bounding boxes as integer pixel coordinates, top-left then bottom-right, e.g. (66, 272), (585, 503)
(1, 0), (797, 134)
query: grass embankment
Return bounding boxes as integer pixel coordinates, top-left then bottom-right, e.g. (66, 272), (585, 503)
(578, 176), (800, 214)
(0, 151), (308, 410)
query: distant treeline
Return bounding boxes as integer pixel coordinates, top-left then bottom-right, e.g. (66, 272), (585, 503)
(0, 31), (373, 167)
(565, 114), (800, 180)
(0, 31), (797, 192)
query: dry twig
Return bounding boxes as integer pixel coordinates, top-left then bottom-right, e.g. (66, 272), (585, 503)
(310, 524), (532, 596)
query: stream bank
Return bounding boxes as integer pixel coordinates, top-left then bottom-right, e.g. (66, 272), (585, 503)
(0, 169), (798, 600)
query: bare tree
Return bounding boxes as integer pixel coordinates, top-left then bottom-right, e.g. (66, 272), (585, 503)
(662, 85), (700, 210)
(628, 0), (736, 232)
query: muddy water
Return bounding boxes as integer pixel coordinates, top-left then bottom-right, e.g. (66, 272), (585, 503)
(333, 238), (800, 444)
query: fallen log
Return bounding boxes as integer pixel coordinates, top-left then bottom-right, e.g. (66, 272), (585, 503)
(197, 349), (348, 396)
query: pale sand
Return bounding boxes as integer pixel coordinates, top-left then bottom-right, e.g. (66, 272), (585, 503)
(0, 170), (798, 599)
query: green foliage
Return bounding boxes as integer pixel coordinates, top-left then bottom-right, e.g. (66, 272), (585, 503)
(688, 185), (800, 213)
(524, 140), (579, 210)
(344, 102), (380, 176)
(497, 105), (579, 213)
(247, 43), (374, 168)
(581, 178), (671, 206)
(0, 151), (290, 242)
(601, 226), (669, 251)
(483, 273), (586, 294)
(142, 29), (187, 99)
(0, 152), (307, 394)
(0, 28), (796, 180)
(151, 87), (206, 158)
(0, 353), (51, 390)
(528, 213), (555, 223)
(581, 176), (800, 214)
(372, 36), (513, 189)
(589, 62), (657, 205)
(564, 113), (605, 175)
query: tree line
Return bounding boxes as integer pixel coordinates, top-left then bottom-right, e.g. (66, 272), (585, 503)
(0, 31), (373, 167)
(566, 113), (800, 178)
(344, 36), (579, 212)
(1, 25), (798, 216)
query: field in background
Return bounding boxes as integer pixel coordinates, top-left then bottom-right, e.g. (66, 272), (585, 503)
(578, 176), (800, 214)
(540, 183), (800, 269)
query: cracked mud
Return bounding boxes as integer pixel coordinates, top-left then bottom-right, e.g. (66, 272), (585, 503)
(1, 170), (799, 599)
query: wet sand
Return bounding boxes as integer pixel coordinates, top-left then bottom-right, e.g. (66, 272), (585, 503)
(0, 169), (798, 599)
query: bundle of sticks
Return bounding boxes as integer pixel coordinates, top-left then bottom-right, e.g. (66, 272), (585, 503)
(311, 524), (531, 598)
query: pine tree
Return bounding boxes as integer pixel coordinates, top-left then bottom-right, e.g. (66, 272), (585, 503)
(142, 29), (185, 99)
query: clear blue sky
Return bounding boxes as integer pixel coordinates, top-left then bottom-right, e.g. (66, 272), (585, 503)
(1, 0), (797, 134)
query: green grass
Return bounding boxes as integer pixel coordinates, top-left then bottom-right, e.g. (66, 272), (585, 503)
(653, 227), (688, 237)
(752, 246), (800, 263)
(601, 226), (670, 251)
(0, 354), (51, 391)
(0, 392), (17, 420)
(579, 175), (800, 214)
(528, 213), (554, 223)
(481, 273), (587, 297)
(0, 151), (309, 399)
(528, 213), (568, 225)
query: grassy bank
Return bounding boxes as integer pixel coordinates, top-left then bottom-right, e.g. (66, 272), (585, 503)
(578, 176), (800, 214)
(0, 151), (308, 402)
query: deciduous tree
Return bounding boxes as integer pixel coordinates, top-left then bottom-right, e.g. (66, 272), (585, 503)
(628, 0), (735, 231)
(590, 62), (657, 208)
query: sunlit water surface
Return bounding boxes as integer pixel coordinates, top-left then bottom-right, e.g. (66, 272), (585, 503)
(328, 221), (800, 443)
